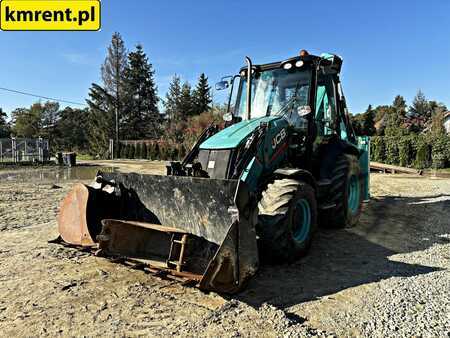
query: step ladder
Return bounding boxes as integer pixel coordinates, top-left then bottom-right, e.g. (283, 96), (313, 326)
(167, 233), (189, 272)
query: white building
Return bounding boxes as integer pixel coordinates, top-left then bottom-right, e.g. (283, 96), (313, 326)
(444, 112), (450, 134)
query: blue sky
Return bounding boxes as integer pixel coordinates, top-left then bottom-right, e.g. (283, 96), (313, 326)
(0, 0), (449, 117)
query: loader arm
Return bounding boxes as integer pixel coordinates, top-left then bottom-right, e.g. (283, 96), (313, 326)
(166, 124), (219, 176)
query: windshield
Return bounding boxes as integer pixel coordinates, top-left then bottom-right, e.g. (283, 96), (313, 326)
(235, 67), (312, 119)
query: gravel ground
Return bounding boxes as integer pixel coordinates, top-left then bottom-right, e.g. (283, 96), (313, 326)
(0, 168), (449, 337)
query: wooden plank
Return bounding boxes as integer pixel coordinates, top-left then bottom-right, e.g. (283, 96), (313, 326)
(370, 162), (423, 175)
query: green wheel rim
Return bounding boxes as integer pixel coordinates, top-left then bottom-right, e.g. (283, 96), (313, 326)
(348, 175), (360, 215)
(293, 198), (311, 243)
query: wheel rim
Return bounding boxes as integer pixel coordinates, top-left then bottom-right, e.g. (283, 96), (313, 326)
(348, 175), (360, 215)
(293, 198), (311, 242)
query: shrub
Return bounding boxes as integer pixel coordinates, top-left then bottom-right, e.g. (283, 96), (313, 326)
(444, 136), (450, 165)
(142, 143), (148, 160)
(129, 144), (135, 159)
(136, 143), (143, 159)
(384, 137), (399, 165)
(414, 136), (431, 169)
(124, 144), (130, 158)
(398, 136), (414, 167)
(180, 144), (188, 159)
(431, 135), (448, 169)
(119, 144), (127, 159)
(162, 144), (170, 160)
(145, 143), (152, 160)
(173, 146), (179, 161)
(370, 136), (385, 163)
(370, 134), (450, 169)
(153, 143), (160, 160)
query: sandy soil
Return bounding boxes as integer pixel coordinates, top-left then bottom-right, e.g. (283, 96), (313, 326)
(0, 163), (449, 337)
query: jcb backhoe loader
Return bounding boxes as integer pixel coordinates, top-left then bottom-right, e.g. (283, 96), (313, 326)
(55, 52), (370, 294)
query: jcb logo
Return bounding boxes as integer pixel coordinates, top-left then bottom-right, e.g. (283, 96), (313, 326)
(272, 128), (287, 149)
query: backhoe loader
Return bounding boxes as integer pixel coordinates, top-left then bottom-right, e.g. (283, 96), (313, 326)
(55, 52), (370, 294)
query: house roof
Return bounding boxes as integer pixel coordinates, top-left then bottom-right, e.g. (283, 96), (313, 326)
(444, 111), (450, 119)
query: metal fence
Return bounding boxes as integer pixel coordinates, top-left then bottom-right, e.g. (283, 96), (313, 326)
(0, 137), (50, 163)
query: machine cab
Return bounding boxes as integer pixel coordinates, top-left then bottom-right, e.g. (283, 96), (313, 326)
(219, 53), (355, 145)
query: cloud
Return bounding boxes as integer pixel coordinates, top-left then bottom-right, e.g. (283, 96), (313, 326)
(62, 52), (92, 65)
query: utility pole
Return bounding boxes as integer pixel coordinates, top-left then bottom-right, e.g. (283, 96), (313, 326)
(115, 50), (120, 160)
(115, 103), (119, 160)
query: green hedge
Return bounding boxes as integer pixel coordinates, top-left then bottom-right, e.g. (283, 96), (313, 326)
(120, 142), (187, 161)
(370, 134), (450, 169)
(120, 135), (450, 169)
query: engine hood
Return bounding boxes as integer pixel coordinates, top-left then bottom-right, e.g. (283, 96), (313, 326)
(200, 116), (279, 150)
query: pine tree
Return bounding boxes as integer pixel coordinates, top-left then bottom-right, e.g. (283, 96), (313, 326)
(179, 82), (194, 117)
(427, 101), (447, 137)
(164, 75), (182, 122)
(404, 91), (431, 133)
(101, 32), (127, 148)
(86, 83), (115, 157)
(362, 105), (376, 136)
(384, 95), (410, 137)
(350, 113), (364, 136)
(409, 90), (430, 119)
(122, 44), (160, 139)
(393, 95), (407, 111)
(192, 73), (212, 115)
(384, 107), (405, 137)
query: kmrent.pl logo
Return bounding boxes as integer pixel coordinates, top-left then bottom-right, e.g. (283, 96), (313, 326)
(0, 0), (101, 31)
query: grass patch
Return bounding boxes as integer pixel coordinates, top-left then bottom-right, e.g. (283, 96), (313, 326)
(423, 167), (450, 174)
(76, 154), (94, 161)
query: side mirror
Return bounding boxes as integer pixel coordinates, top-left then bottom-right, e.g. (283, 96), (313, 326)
(215, 81), (229, 91)
(223, 113), (233, 122)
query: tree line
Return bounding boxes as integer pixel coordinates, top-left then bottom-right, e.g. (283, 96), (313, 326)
(351, 91), (450, 169)
(0, 102), (89, 152)
(350, 91), (447, 138)
(1, 35), (448, 165)
(0, 32), (215, 158)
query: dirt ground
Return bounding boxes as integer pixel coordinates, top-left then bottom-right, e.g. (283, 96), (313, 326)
(0, 162), (449, 337)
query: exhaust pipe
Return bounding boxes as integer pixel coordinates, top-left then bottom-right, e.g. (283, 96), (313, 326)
(245, 56), (253, 120)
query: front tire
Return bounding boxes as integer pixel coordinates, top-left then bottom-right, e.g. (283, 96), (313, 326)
(257, 179), (317, 264)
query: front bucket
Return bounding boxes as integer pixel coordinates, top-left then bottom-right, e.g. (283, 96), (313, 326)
(57, 183), (120, 246)
(57, 172), (259, 293)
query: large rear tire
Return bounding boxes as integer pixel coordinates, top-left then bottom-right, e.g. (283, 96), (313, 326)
(321, 154), (363, 228)
(257, 179), (317, 264)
